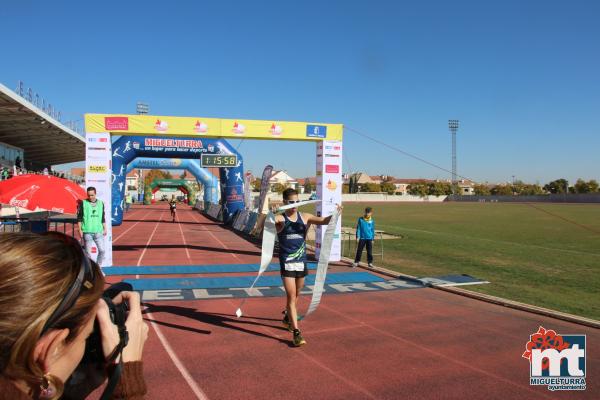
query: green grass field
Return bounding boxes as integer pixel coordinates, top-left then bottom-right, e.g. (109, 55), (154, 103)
(339, 202), (600, 320)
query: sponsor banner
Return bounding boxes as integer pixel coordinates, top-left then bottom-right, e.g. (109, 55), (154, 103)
(85, 132), (113, 267)
(85, 114), (343, 141)
(225, 185), (244, 203)
(315, 140), (342, 261)
(257, 165), (273, 213)
(244, 172), (252, 209)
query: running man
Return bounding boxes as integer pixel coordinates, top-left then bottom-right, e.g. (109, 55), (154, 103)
(169, 196), (177, 222)
(77, 186), (107, 266)
(276, 188), (341, 347)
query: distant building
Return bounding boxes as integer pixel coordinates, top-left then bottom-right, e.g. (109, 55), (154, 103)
(269, 170), (299, 192)
(126, 170), (139, 190)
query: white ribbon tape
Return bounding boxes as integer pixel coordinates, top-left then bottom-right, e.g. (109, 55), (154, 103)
(276, 199), (320, 212)
(303, 208), (339, 318)
(236, 211), (276, 317)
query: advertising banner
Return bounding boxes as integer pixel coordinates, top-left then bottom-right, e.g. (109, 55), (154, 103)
(315, 141), (342, 261)
(85, 132), (113, 267)
(85, 114), (343, 142)
(257, 165), (273, 214)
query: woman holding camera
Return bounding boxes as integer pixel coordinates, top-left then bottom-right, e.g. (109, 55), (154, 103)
(0, 232), (148, 400)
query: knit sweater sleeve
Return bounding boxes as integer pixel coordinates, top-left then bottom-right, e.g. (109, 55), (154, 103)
(110, 361), (147, 400)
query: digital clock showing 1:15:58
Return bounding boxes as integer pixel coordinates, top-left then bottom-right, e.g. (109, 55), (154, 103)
(200, 154), (238, 167)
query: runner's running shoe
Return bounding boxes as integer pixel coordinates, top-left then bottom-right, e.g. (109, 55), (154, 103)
(293, 329), (306, 347)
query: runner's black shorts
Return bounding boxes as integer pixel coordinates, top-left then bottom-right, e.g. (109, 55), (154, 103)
(279, 261), (309, 278)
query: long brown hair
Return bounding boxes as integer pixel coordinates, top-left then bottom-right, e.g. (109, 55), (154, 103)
(0, 232), (104, 397)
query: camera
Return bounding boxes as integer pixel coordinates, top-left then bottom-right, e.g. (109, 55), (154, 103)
(63, 282), (132, 400)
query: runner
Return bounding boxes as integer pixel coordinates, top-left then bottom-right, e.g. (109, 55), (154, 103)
(275, 188), (341, 347)
(169, 196), (177, 222)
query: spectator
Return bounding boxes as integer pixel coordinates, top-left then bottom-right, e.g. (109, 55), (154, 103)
(76, 187), (107, 266)
(15, 156), (21, 169)
(0, 232), (148, 399)
(1, 167), (9, 180)
(125, 193), (133, 212)
(43, 168), (48, 176)
(352, 207), (375, 268)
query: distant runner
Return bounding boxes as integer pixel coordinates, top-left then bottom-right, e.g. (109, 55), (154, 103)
(169, 197), (177, 223)
(275, 188), (341, 347)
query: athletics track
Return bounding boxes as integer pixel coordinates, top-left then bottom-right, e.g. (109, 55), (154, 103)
(101, 204), (599, 400)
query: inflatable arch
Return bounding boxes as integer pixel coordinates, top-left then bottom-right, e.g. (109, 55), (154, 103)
(149, 179), (194, 203)
(111, 136), (243, 225)
(126, 157), (219, 205)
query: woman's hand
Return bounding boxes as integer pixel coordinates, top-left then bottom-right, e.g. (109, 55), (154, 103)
(96, 291), (149, 363)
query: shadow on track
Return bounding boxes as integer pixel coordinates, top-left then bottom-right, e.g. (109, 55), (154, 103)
(143, 303), (291, 345)
(114, 244), (261, 256)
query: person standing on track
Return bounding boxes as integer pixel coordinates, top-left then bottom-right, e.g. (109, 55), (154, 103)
(77, 187), (107, 267)
(276, 188), (341, 347)
(125, 192), (133, 213)
(169, 196), (177, 223)
(353, 207), (375, 268)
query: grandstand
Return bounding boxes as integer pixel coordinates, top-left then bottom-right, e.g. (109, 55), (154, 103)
(0, 82), (84, 173)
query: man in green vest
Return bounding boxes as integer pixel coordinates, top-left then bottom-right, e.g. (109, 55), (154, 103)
(125, 193), (133, 212)
(76, 186), (106, 266)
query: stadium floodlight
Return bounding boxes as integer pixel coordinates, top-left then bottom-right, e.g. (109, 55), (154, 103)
(136, 102), (149, 115)
(448, 120), (459, 192)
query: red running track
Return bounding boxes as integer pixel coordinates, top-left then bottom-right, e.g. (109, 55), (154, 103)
(104, 204), (599, 400)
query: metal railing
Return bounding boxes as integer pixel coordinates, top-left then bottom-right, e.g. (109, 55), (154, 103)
(341, 229), (385, 261)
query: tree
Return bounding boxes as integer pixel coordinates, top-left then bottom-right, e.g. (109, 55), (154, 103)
(473, 184), (491, 196)
(491, 184), (513, 196)
(272, 183), (287, 194)
(251, 178), (262, 192)
(380, 182), (396, 195)
(572, 179), (599, 193)
(363, 183), (381, 192)
(408, 182), (428, 197)
(303, 181), (314, 194)
(428, 181), (452, 196)
(543, 179), (569, 194)
(144, 169), (170, 186)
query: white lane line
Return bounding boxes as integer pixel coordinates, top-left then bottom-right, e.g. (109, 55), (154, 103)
(146, 311), (210, 400)
(188, 211), (242, 261)
(113, 209), (154, 243)
(135, 210), (164, 278)
(177, 210), (191, 262)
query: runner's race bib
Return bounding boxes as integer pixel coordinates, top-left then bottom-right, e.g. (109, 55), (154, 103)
(284, 261), (305, 272)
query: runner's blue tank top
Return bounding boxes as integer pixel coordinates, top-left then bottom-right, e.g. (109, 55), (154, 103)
(277, 212), (307, 263)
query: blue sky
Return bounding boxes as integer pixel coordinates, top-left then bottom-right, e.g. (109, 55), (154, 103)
(1, 0), (598, 184)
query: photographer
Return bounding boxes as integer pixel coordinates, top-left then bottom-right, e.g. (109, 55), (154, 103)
(0, 232), (148, 400)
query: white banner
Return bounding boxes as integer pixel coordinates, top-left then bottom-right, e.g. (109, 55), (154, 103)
(315, 141), (342, 261)
(85, 132), (113, 267)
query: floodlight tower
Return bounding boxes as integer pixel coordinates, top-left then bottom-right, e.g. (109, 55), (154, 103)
(448, 119), (459, 192)
(136, 102), (149, 115)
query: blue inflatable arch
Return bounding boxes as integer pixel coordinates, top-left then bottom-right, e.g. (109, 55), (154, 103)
(111, 136), (244, 225)
(126, 157), (219, 205)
